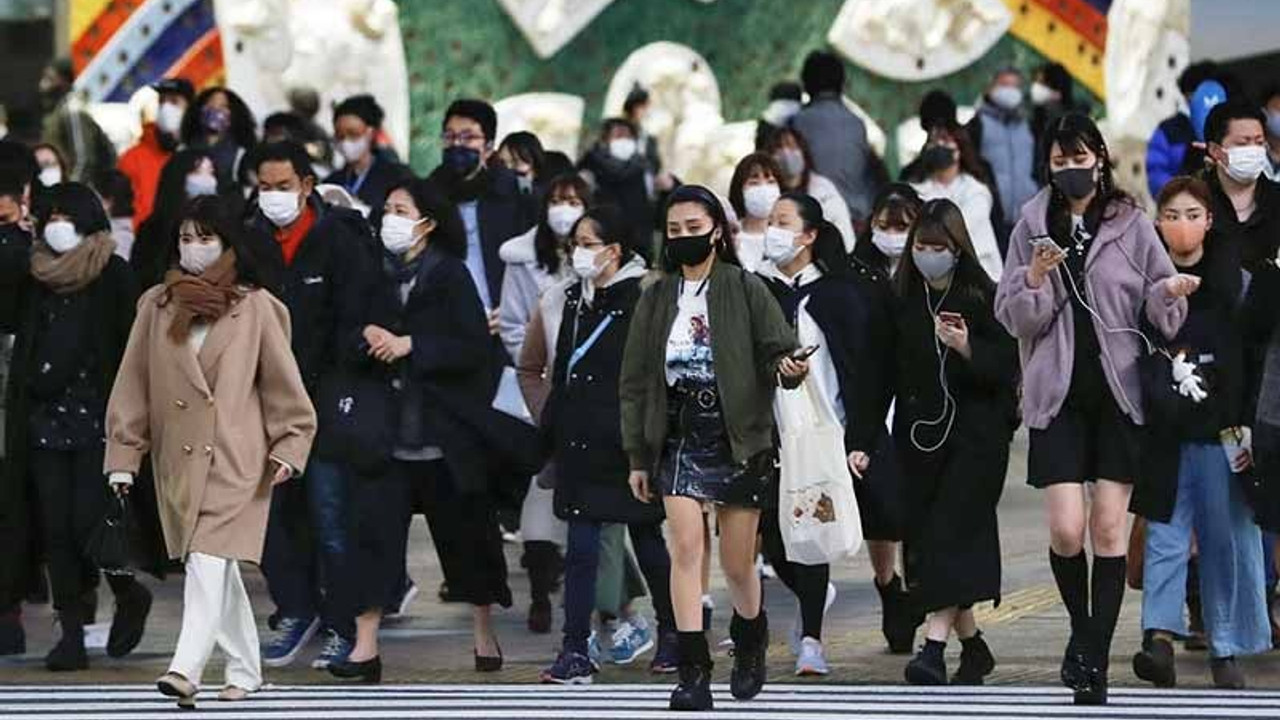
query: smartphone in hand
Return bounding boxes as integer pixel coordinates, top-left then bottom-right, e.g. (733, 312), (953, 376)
(792, 344), (821, 360)
(937, 311), (964, 328)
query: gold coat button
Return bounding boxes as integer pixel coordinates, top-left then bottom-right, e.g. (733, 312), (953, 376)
(174, 399), (188, 409)
(204, 445), (213, 455)
(182, 444), (193, 454)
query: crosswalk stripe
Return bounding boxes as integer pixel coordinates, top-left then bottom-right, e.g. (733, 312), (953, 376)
(2, 684), (1278, 720)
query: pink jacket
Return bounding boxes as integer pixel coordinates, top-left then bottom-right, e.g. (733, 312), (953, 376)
(995, 189), (1187, 429)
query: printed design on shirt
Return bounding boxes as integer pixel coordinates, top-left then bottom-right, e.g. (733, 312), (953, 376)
(667, 312), (714, 382)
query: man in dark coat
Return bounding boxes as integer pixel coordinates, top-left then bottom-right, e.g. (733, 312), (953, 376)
(322, 94), (413, 213)
(245, 140), (376, 670)
(425, 99), (537, 314)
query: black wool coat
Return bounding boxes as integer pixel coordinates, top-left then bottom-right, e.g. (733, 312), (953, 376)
(890, 279), (1018, 612)
(545, 277), (662, 525)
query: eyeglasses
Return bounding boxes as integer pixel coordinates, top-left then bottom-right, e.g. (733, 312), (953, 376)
(441, 132), (486, 147)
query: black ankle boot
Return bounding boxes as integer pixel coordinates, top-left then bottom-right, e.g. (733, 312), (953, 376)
(1132, 631), (1176, 688)
(729, 611), (768, 700)
(952, 631), (996, 685)
(45, 613), (87, 672)
(905, 639), (947, 685)
(1074, 640), (1108, 706)
(1060, 631), (1089, 689)
(670, 631), (713, 711)
(107, 577), (152, 658)
(876, 575), (919, 654)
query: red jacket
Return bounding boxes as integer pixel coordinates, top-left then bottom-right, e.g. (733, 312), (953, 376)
(118, 124), (171, 229)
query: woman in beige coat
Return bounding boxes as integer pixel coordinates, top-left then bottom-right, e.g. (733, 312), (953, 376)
(104, 196), (316, 708)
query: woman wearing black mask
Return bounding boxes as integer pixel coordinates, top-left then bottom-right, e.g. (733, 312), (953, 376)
(620, 185), (805, 711)
(890, 199), (1017, 686)
(996, 113), (1194, 705)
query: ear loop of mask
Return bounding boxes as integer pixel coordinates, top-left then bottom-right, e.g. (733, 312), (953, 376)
(910, 279), (958, 453)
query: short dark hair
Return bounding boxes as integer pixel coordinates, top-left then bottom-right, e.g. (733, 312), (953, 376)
(170, 194), (271, 290)
(535, 173), (593, 274)
(333, 94), (385, 129)
(728, 152), (783, 218)
(253, 140), (316, 180)
(575, 204), (639, 267)
(919, 90), (958, 132)
(1204, 100), (1266, 145)
(1040, 62), (1074, 100)
(779, 191), (849, 279)
(623, 85), (650, 118)
(600, 117), (638, 139)
(38, 181), (109, 236)
(153, 77), (195, 104)
(263, 112), (307, 139)
(801, 51), (845, 96)
(443, 99), (497, 142)
(498, 131), (545, 175)
(769, 81), (803, 102)
(1178, 61), (1221, 97)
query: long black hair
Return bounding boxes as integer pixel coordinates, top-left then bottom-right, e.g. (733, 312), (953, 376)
(661, 184), (739, 272)
(778, 191), (850, 279)
(167, 194), (271, 290)
(181, 87), (258, 151)
(382, 178), (467, 260)
(535, 172), (593, 274)
(761, 126), (815, 191)
(149, 148), (217, 235)
(895, 198), (994, 304)
(1041, 113), (1133, 243)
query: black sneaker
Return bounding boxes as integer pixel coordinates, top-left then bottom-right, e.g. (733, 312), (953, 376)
(1211, 656), (1246, 690)
(669, 662), (713, 711)
(728, 613), (768, 701)
(952, 632), (996, 685)
(107, 580), (152, 658)
(1132, 634), (1176, 688)
(876, 575), (919, 654)
(45, 622), (88, 672)
(904, 642), (947, 685)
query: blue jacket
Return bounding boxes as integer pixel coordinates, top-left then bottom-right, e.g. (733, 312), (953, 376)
(1146, 113), (1196, 198)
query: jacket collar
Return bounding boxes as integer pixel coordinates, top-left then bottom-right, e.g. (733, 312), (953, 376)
(1018, 186), (1143, 250)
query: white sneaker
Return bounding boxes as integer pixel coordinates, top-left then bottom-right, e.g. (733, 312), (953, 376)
(790, 582), (838, 655)
(795, 637), (830, 676)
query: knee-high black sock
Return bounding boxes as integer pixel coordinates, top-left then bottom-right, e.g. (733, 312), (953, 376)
(104, 573), (137, 596)
(1050, 550), (1090, 638)
(1090, 555), (1127, 669)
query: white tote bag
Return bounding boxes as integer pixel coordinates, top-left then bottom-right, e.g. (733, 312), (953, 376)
(774, 379), (863, 565)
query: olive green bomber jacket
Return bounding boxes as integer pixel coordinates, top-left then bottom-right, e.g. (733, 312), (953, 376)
(619, 260), (798, 473)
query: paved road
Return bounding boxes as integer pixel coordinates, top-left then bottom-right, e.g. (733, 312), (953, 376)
(4, 432), (1280, 692)
(5, 684), (1280, 719)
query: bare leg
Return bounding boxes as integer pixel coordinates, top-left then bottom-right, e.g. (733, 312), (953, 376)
(869, 540), (898, 585)
(349, 610), (381, 662)
(473, 605), (499, 657)
(925, 607), (958, 643)
(717, 508), (763, 619)
(666, 497), (709, 630)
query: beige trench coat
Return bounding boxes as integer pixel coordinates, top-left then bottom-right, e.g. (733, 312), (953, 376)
(105, 286), (316, 563)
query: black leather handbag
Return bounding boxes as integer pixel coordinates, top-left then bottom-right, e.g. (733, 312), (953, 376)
(86, 495), (133, 575)
(315, 368), (395, 476)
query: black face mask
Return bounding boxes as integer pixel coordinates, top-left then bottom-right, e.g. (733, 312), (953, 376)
(1052, 166), (1097, 200)
(666, 231), (715, 267)
(442, 146), (481, 177)
(919, 144), (958, 174)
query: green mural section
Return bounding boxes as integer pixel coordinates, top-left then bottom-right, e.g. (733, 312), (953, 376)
(397, 0), (1093, 174)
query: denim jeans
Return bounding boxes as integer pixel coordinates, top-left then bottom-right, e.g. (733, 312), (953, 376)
(562, 520), (674, 655)
(1142, 443), (1270, 658)
(261, 459), (354, 638)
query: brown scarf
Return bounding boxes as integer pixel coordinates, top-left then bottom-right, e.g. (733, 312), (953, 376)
(29, 231), (116, 294)
(162, 249), (245, 343)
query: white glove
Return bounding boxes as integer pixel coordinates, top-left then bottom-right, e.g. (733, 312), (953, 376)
(108, 472), (134, 488)
(1171, 351), (1208, 403)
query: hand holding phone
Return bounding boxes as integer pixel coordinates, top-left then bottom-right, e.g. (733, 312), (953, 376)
(937, 311), (964, 328)
(1028, 236), (1067, 287)
(792, 344), (820, 360)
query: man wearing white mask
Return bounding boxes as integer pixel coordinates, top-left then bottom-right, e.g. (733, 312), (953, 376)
(119, 78), (194, 231)
(1203, 102), (1280, 272)
(968, 68), (1038, 250)
(579, 118), (657, 242)
(322, 95), (411, 213)
(245, 141), (374, 674)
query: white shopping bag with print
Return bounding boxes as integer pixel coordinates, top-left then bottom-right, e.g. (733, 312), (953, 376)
(774, 379), (863, 565)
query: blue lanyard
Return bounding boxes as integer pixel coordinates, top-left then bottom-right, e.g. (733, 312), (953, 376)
(565, 312), (614, 382)
(345, 163), (373, 195)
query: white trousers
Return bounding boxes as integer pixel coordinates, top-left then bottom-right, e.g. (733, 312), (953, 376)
(169, 553), (262, 691)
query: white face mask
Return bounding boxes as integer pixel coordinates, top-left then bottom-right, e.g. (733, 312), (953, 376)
(742, 183), (781, 220)
(185, 173), (218, 198)
(43, 220), (80, 253)
(339, 135), (371, 165)
(989, 85), (1023, 111)
(380, 214), (423, 255)
(1225, 145), (1268, 183)
(39, 166), (62, 187)
(546, 203), (584, 237)
(763, 225), (802, 266)
(608, 137), (638, 162)
(777, 148), (805, 178)
(156, 102), (184, 135)
(179, 242), (223, 275)
(1030, 81), (1056, 106)
(572, 246), (606, 281)
(871, 229), (909, 258)
(259, 190), (302, 227)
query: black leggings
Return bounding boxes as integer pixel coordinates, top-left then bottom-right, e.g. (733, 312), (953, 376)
(29, 447), (111, 619)
(759, 507), (831, 640)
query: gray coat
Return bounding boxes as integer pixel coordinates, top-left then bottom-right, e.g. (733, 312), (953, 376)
(974, 101), (1039, 225)
(791, 94), (875, 223)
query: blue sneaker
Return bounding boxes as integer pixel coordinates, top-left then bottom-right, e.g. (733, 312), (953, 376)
(310, 629), (353, 670)
(262, 616), (319, 668)
(539, 649), (596, 685)
(587, 631), (603, 669)
(610, 618), (655, 665)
